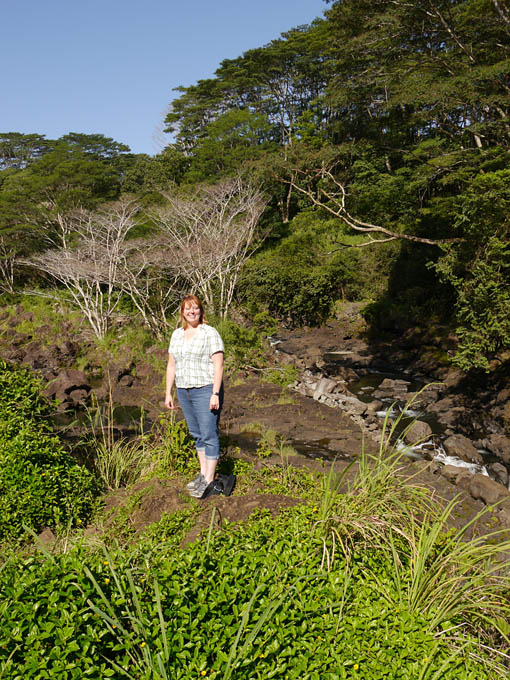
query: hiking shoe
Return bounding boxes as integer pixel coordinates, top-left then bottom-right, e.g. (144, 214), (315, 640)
(188, 476), (209, 498)
(198, 475), (237, 500)
(219, 473), (236, 497)
(186, 473), (204, 491)
(200, 479), (225, 500)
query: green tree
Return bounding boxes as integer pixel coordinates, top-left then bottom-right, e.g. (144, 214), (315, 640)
(0, 132), (51, 170)
(121, 146), (189, 194)
(434, 169), (510, 370)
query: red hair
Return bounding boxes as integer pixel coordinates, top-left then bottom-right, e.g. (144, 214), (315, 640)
(180, 295), (206, 329)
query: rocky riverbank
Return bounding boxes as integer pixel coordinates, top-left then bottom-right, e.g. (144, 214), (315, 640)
(269, 303), (510, 519)
(2, 302), (510, 532)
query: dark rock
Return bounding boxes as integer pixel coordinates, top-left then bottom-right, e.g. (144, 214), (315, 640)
(118, 374), (134, 387)
(469, 474), (509, 506)
(488, 462), (509, 488)
(428, 397), (456, 414)
(68, 388), (89, 404)
(495, 388), (510, 405)
(443, 369), (465, 389)
(43, 368), (91, 402)
(434, 405), (467, 428)
(496, 499), (510, 526)
(58, 340), (78, 360)
(379, 378), (410, 392)
(135, 363), (157, 381)
(21, 341), (45, 369)
(441, 465), (472, 486)
(477, 434), (510, 465)
(4, 348), (25, 362)
(403, 421), (433, 445)
(443, 434), (484, 465)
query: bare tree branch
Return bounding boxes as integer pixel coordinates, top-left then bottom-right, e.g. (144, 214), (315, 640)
(282, 164), (464, 247)
(153, 177), (267, 317)
(20, 198), (139, 339)
(0, 237), (15, 294)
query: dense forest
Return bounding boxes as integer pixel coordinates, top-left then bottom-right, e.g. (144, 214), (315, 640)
(1, 0), (509, 370)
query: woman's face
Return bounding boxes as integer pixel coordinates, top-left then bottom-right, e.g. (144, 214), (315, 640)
(183, 302), (201, 327)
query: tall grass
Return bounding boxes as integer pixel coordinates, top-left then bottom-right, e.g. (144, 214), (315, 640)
(316, 399), (510, 675)
(84, 391), (150, 490)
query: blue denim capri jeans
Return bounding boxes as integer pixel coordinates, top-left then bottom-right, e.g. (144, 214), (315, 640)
(176, 383), (223, 460)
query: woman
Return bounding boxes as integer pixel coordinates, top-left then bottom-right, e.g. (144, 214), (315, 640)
(165, 295), (224, 498)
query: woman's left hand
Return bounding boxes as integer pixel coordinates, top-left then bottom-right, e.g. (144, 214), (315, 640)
(210, 393), (220, 411)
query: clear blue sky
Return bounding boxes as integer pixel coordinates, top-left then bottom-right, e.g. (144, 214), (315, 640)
(2, 0), (326, 155)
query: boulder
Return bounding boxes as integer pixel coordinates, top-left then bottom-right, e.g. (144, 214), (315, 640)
(118, 374), (135, 387)
(488, 462), (509, 489)
(443, 434), (483, 465)
(379, 378), (410, 392)
(43, 368), (91, 403)
(67, 388), (89, 404)
(364, 400), (384, 415)
(440, 465), (472, 486)
(477, 434), (510, 465)
(403, 420), (433, 445)
(333, 394), (368, 416)
(469, 474), (510, 506)
(428, 397), (455, 414)
(496, 498), (510, 527)
(495, 387), (510, 405)
(313, 377), (339, 398)
(372, 378), (411, 400)
(295, 381), (318, 398)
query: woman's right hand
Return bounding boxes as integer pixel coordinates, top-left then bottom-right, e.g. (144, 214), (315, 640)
(164, 394), (174, 409)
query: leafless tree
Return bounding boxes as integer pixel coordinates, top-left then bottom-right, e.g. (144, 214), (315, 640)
(0, 236), (15, 294)
(21, 199), (139, 339)
(116, 238), (184, 339)
(153, 177), (267, 317)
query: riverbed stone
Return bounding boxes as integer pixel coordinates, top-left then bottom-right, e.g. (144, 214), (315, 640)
(334, 394), (367, 416)
(488, 462), (509, 488)
(468, 474), (509, 506)
(428, 396), (456, 414)
(477, 434), (510, 465)
(496, 498), (510, 527)
(443, 434), (483, 464)
(403, 420), (433, 445)
(313, 377), (339, 398)
(440, 465), (472, 486)
(364, 400), (384, 416)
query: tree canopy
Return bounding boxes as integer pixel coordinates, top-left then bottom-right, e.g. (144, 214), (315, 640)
(2, 0), (510, 370)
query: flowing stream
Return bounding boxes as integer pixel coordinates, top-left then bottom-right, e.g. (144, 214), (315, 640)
(347, 371), (491, 478)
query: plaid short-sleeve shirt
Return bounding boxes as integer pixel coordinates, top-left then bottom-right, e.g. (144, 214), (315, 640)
(168, 323), (224, 388)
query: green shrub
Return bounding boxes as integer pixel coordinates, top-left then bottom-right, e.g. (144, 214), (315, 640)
(241, 254), (336, 326)
(0, 360), (99, 541)
(0, 504), (504, 679)
(214, 318), (268, 370)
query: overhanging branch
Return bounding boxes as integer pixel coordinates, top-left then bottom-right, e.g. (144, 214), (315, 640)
(283, 165), (464, 247)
